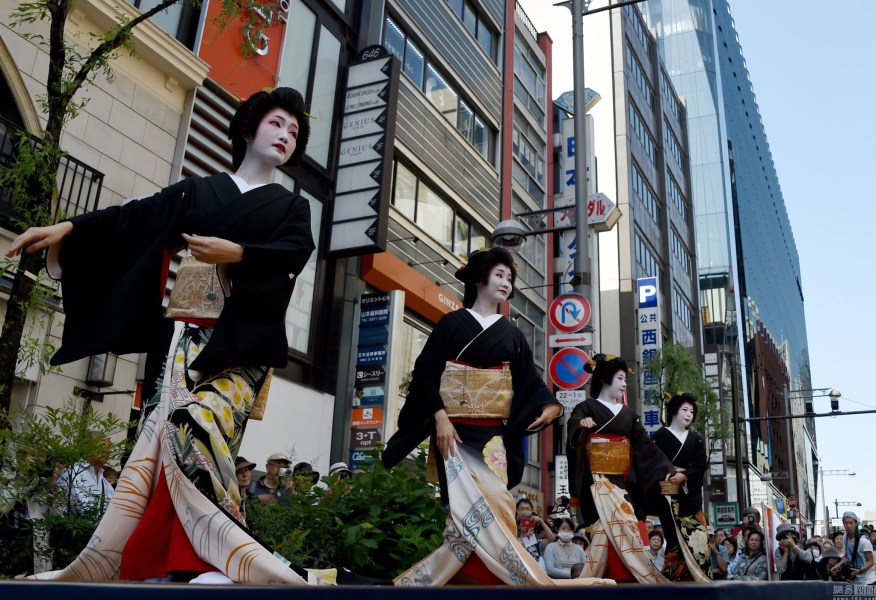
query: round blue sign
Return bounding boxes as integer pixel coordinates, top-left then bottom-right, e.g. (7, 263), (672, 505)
(549, 348), (591, 390)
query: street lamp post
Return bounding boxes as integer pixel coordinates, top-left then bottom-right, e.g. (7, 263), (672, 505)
(835, 500), (863, 522)
(820, 469), (855, 535)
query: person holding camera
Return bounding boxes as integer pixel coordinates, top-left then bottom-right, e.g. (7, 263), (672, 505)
(831, 512), (875, 584)
(516, 497), (554, 568)
(774, 522), (812, 580)
(248, 453), (293, 503)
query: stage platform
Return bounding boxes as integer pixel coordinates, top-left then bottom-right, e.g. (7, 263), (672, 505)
(0, 580), (869, 600)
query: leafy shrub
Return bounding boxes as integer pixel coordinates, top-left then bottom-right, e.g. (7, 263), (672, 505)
(245, 446), (446, 579)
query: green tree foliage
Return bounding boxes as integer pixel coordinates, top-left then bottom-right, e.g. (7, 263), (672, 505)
(643, 343), (731, 454)
(0, 400), (133, 576)
(245, 446), (446, 580)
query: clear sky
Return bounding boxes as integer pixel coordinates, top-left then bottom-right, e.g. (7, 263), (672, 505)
(519, 0), (876, 522)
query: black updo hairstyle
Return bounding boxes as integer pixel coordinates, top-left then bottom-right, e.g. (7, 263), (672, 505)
(454, 247), (517, 308)
(229, 87), (311, 170)
(666, 391), (698, 425)
(584, 353), (629, 399)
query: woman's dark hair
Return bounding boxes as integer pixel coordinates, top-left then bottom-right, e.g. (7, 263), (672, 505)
(584, 353), (629, 398)
(553, 516), (576, 532)
(724, 536), (738, 554)
(229, 87), (311, 170)
(648, 529), (664, 544)
(516, 497), (533, 511)
(666, 392), (699, 425)
(454, 247), (517, 308)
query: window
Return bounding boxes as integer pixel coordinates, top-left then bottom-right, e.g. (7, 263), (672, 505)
(513, 39), (547, 126)
(448, 0), (499, 62)
(426, 63), (459, 122)
(417, 187), (454, 250)
(384, 18), (497, 162)
(660, 71), (681, 121)
(667, 174), (686, 219)
(404, 38), (425, 84)
(670, 228), (691, 274)
(664, 121), (684, 167)
(392, 159), (484, 259)
(393, 162), (417, 221)
(625, 4), (652, 58)
(634, 233), (660, 278)
(672, 288), (693, 330)
(629, 101), (656, 164)
(631, 162), (659, 222)
(512, 110), (547, 205)
(625, 44), (654, 110)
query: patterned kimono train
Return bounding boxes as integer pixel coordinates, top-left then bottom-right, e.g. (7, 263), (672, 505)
(567, 399), (674, 584)
(652, 427), (711, 582)
(33, 174), (314, 583)
(383, 310), (611, 587)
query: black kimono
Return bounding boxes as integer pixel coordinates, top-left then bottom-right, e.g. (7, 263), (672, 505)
(383, 309), (577, 587)
(50, 172), (314, 373)
(652, 428), (707, 518)
(652, 427), (712, 580)
(383, 309), (556, 490)
(35, 173), (315, 584)
(567, 398), (674, 526)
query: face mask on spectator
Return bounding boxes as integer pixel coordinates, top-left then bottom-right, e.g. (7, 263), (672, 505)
(558, 531), (574, 543)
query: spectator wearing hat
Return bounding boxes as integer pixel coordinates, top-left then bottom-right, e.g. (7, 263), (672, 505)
(328, 462), (353, 481)
(774, 522), (812, 580)
(817, 544), (843, 580)
(248, 453), (291, 503)
(832, 512), (876, 584)
(235, 457), (256, 500)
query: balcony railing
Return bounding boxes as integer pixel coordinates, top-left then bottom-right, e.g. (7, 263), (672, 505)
(0, 115), (104, 232)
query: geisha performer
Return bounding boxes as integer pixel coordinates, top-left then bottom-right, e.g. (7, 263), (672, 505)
(7, 88), (315, 583)
(567, 354), (674, 583)
(382, 247), (612, 587)
(652, 392), (711, 581)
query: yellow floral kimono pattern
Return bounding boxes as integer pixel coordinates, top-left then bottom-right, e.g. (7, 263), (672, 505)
(32, 323), (306, 583)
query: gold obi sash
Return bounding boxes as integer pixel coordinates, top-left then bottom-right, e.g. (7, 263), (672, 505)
(439, 360), (512, 419)
(165, 255), (226, 321)
(586, 434), (631, 476)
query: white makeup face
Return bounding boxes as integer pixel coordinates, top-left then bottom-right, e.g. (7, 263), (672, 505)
(606, 370), (627, 400)
(477, 264), (513, 305)
(247, 109), (299, 167)
(673, 402), (696, 428)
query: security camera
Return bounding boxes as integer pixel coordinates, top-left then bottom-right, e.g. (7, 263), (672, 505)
(491, 219), (527, 249)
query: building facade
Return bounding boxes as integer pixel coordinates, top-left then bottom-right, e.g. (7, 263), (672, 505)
(1, 0), (562, 504)
(640, 0), (813, 524)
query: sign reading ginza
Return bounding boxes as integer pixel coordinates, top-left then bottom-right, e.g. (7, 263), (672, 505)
(329, 45), (400, 256)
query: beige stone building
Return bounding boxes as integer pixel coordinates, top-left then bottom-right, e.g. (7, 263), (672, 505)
(0, 0), (208, 432)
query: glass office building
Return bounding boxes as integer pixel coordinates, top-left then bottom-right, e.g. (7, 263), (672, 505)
(641, 0), (813, 516)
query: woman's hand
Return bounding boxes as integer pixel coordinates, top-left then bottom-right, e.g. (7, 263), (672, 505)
(434, 409), (462, 459)
(669, 472), (687, 485)
(182, 233), (244, 264)
(577, 417), (596, 429)
(527, 403), (563, 430)
(6, 222), (73, 257)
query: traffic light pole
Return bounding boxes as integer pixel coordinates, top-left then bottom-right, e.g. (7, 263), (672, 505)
(735, 409), (876, 422)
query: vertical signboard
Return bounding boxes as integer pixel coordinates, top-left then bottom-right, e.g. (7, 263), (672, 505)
(329, 46), (400, 256)
(637, 277), (662, 436)
(349, 290), (404, 469)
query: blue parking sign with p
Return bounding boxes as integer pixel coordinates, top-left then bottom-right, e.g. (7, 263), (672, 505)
(637, 277), (658, 308)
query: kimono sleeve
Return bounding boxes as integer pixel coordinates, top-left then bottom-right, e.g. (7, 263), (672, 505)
(683, 431), (708, 490)
(231, 194), (315, 278)
(50, 180), (192, 365)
